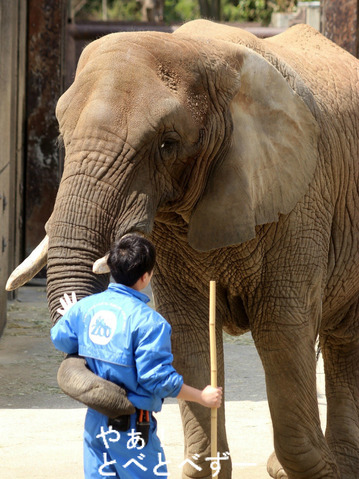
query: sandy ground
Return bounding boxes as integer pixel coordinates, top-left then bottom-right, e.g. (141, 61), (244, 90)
(0, 281), (327, 478)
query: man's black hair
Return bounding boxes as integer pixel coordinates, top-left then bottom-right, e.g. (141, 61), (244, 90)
(107, 233), (156, 286)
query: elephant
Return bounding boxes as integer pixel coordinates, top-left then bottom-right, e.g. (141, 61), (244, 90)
(6, 19), (359, 479)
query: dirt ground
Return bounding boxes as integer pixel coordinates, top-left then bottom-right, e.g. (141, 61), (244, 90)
(0, 280), (327, 478)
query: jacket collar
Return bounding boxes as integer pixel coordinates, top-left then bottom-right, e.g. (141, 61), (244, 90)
(108, 282), (150, 304)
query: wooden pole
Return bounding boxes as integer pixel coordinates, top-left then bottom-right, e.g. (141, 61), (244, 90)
(209, 280), (217, 464)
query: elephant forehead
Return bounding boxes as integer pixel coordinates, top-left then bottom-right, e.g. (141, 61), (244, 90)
(77, 32), (206, 93)
(73, 76), (190, 135)
(58, 33), (208, 141)
(82, 32), (190, 70)
(67, 76), (200, 138)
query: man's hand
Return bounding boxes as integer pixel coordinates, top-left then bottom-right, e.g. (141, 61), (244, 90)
(200, 385), (223, 408)
(177, 384), (223, 408)
(57, 292), (78, 316)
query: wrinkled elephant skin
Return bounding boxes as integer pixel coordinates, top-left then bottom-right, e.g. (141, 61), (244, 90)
(11, 21), (359, 479)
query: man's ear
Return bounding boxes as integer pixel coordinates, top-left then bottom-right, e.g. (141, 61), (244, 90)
(141, 271), (152, 285)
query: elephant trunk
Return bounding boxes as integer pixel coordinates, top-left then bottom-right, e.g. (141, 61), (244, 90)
(46, 189), (111, 323)
(46, 172), (115, 322)
(47, 240), (109, 324)
(46, 167), (155, 323)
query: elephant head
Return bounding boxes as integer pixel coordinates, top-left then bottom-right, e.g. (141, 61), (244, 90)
(6, 27), (318, 322)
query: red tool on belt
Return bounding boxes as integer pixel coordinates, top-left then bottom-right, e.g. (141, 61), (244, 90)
(136, 409), (150, 445)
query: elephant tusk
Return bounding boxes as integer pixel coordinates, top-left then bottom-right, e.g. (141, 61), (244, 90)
(93, 255), (110, 274)
(5, 235), (49, 291)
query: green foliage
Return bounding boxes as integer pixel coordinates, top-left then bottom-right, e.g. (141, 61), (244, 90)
(269, 0), (297, 12)
(73, 0), (295, 24)
(222, 0), (273, 24)
(107, 1), (142, 20)
(164, 0), (200, 23)
(74, 0), (141, 21)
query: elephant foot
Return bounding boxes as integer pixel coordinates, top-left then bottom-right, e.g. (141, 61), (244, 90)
(267, 451), (288, 479)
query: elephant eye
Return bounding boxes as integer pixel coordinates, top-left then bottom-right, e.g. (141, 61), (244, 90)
(160, 140), (177, 152)
(159, 134), (180, 161)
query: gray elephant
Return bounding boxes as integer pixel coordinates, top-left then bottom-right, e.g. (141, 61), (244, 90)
(6, 20), (359, 479)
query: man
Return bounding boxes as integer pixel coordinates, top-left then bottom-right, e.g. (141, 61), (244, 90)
(51, 233), (222, 478)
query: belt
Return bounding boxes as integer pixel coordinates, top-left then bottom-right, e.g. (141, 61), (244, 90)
(108, 408), (151, 445)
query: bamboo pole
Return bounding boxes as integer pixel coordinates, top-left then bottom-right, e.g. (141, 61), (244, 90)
(209, 280), (217, 464)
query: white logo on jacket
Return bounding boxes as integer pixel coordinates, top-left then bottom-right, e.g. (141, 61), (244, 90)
(89, 310), (117, 345)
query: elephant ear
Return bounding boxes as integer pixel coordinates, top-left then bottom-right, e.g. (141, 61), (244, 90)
(188, 45), (319, 251)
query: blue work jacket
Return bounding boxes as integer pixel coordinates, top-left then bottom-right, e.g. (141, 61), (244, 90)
(51, 283), (183, 412)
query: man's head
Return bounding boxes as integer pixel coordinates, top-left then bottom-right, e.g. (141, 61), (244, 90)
(107, 233), (156, 287)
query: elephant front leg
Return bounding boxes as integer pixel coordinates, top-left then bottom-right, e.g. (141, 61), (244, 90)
(151, 225), (230, 477)
(254, 328), (340, 479)
(154, 283), (231, 477)
(178, 400), (230, 478)
(174, 328), (231, 479)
